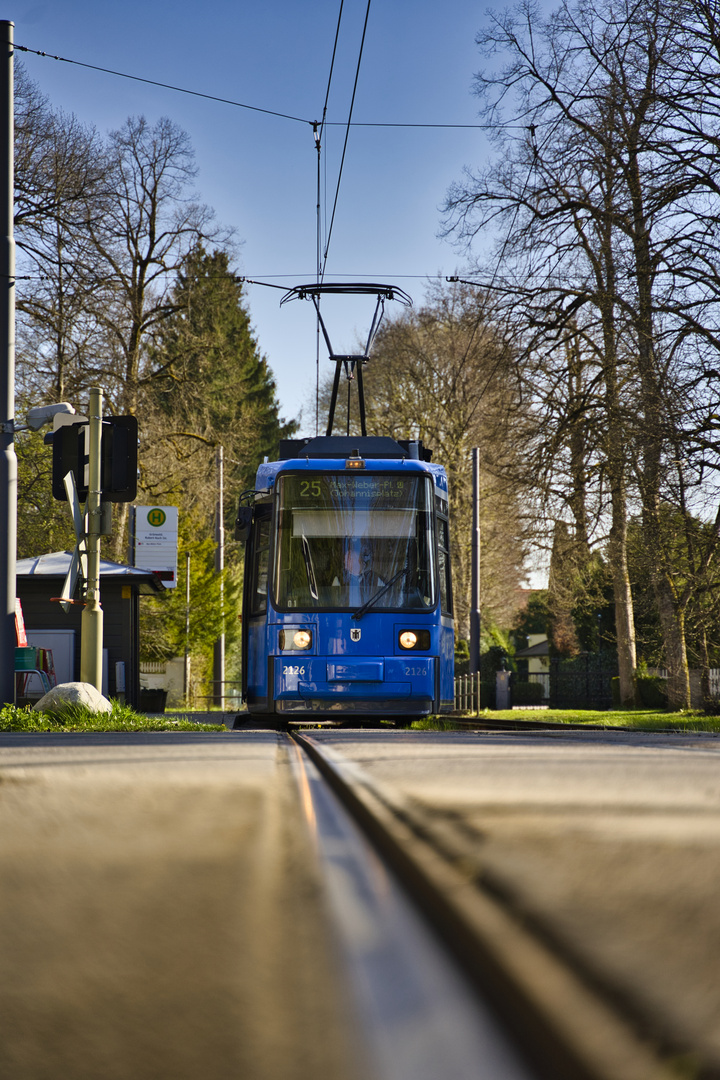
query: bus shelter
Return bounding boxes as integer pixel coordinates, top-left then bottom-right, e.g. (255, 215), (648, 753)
(16, 552), (166, 708)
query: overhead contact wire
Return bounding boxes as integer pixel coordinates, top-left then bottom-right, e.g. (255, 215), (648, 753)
(15, 42), (310, 124)
(17, 42), (485, 130)
(321, 0), (372, 282)
(315, 0), (346, 434)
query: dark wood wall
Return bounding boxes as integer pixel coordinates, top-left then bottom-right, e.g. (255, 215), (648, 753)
(17, 578), (141, 707)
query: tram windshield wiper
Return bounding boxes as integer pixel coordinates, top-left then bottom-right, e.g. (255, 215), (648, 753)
(352, 565), (407, 620)
(301, 534), (319, 601)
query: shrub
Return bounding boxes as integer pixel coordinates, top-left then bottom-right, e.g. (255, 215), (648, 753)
(636, 675), (668, 710)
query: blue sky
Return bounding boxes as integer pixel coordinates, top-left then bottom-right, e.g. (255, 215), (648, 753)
(18, 2), (497, 432)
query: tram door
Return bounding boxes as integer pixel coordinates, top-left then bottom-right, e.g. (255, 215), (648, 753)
(241, 503), (272, 708)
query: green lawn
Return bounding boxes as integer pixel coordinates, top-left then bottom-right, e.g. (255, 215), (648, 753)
(3, 702), (717, 735)
(0, 702), (226, 733)
(413, 709), (720, 733)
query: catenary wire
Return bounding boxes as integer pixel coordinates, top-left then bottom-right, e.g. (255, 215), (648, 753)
(16, 41), (487, 130)
(14, 42), (310, 125)
(321, 0), (373, 281)
(315, 1), (346, 434)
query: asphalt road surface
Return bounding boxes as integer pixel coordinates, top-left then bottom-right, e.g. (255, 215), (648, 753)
(0, 732), (361, 1080)
(310, 728), (720, 1073)
(2, 727), (718, 1078)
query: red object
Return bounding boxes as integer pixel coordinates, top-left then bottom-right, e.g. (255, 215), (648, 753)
(15, 598), (27, 646)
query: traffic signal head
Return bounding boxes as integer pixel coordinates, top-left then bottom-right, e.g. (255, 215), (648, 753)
(51, 416), (138, 502)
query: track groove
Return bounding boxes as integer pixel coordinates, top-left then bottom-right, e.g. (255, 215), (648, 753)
(292, 732), (677, 1080)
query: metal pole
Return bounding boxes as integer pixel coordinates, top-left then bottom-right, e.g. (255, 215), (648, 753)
(80, 387), (104, 690)
(0, 23), (14, 705)
(469, 447), (481, 675)
(213, 446), (225, 708)
(183, 551), (191, 705)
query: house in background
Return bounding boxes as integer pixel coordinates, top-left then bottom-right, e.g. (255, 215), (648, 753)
(514, 634), (550, 699)
(16, 552), (166, 708)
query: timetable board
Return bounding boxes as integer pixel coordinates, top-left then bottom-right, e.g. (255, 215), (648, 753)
(133, 506), (178, 587)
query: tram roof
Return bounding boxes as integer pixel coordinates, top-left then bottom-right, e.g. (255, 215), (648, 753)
(256, 436), (449, 494)
(277, 436), (431, 461)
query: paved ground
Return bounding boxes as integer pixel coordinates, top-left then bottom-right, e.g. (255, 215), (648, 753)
(4, 725), (719, 1077)
(311, 728), (720, 1073)
(0, 732), (361, 1080)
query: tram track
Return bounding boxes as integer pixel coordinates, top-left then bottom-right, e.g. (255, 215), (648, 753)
(290, 731), (676, 1080)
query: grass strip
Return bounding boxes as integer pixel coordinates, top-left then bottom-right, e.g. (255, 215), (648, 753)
(0, 702), (226, 733)
(414, 709), (720, 733)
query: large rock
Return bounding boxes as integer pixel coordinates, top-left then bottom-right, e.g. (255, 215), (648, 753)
(34, 682), (113, 716)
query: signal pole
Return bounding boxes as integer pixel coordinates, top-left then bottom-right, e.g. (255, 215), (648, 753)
(79, 387), (104, 690)
(213, 446), (225, 708)
(0, 23), (14, 704)
(470, 447), (481, 675)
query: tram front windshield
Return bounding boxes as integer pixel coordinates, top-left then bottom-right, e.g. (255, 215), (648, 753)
(274, 473), (436, 612)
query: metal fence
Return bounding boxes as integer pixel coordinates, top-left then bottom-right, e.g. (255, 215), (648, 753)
(710, 669), (720, 698)
(454, 665), (720, 713)
(454, 673), (482, 714)
(529, 673), (550, 700)
(549, 654), (618, 710)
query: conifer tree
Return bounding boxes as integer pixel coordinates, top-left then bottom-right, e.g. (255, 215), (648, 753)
(143, 244), (295, 511)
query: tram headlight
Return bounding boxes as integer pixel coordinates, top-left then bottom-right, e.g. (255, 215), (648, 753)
(399, 629), (431, 650)
(293, 630), (313, 650)
(280, 628), (313, 650)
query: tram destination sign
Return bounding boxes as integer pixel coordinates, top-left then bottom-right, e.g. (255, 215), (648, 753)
(132, 506), (179, 587)
(290, 474), (412, 501)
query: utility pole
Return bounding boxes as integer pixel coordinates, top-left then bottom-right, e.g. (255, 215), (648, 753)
(0, 22), (14, 705)
(213, 446), (225, 708)
(183, 551), (191, 706)
(470, 447), (481, 675)
(79, 387), (104, 691)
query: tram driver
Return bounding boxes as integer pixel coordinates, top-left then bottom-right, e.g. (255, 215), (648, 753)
(331, 541), (386, 607)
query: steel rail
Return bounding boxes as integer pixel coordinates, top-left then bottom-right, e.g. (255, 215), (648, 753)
(287, 734), (534, 1080)
(292, 732), (676, 1080)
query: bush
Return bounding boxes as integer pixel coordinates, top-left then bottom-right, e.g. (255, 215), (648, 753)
(612, 674), (668, 709)
(513, 681), (544, 706)
(636, 675), (668, 710)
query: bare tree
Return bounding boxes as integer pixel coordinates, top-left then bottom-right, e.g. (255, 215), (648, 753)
(87, 115), (224, 416)
(15, 64), (110, 403)
(444, 0), (720, 708)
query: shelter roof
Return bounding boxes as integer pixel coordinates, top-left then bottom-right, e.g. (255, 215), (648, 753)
(17, 551), (166, 594)
(514, 639), (550, 659)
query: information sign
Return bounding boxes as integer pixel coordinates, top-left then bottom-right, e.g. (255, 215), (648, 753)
(133, 506), (178, 587)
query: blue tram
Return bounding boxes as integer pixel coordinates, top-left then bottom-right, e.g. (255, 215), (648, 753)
(236, 435), (454, 721)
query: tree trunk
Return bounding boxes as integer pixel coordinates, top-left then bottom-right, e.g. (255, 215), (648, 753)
(654, 577), (690, 709)
(608, 511), (637, 707)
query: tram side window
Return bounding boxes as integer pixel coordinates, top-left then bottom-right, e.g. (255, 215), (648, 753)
(437, 504), (452, 616)
(250, 514), (271, 615)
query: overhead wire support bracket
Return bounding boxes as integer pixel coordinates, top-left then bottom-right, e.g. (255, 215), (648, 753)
(281, 282), (412, 437)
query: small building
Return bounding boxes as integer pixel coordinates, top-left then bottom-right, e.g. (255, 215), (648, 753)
(16, 551), (166, 708)
(514, 634), (550, 699)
